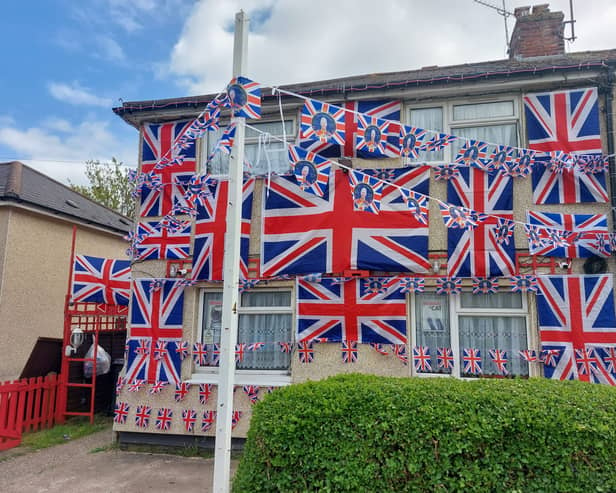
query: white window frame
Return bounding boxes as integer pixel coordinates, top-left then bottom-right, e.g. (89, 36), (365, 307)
(189, 287), (293, 386)
(410, 291), (532, 379)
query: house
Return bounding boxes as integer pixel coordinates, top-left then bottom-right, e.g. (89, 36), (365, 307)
(111, 4), (616, 445)
(0, 161), (131, 381)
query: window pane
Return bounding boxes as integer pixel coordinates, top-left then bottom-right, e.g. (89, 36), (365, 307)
(414, 294), (451, 374)
(241, 291), (292, 307)
(460, 292), (522, 309)
(453, 101), (514, 121)
(409, 107), (443, 162)
(451, 124), (518, 156)
(238, 313), (292, 370)
(200, 292), (223, 366)
(458, 316), (528, 377)
(245, 120), (293, 139)
(245, 141), (290, 176)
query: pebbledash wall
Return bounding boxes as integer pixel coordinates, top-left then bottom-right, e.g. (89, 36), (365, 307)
(113, 47), (616, 441)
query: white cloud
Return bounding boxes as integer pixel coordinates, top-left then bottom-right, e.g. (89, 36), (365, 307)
(48, 82), (113, 108)
(166, 0), (616, 95)
(96, 35), (126, 62)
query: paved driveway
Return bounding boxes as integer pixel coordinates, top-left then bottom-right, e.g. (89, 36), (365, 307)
(0, 430), (238, 493)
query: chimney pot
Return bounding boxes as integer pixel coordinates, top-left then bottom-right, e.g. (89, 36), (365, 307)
(514, 6), (531, 18)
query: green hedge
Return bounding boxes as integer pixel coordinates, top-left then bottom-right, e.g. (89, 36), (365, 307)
(233, 374), (616, 492)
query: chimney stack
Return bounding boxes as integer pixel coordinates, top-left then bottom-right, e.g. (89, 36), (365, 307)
(508, 4), (565, 59)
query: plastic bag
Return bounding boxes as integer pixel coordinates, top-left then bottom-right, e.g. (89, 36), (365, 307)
(83, 343), (111, 378)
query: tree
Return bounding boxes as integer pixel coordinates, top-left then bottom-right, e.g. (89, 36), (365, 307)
(70, 157), (135, 218)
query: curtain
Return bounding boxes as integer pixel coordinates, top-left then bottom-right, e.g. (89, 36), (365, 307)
(452, 123), (518, 154)
(409, 107), (444, 162)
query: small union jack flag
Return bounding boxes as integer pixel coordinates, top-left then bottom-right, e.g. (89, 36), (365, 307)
(247, 343), (265, 352)
(454, 139), (489, 168)
(135, 405), (151, 428)
(175, 341), (190, 360)
(288, 145), (332, 198)
(300, 99), (346, 145)
(278, 341), (292, 353)
(437, 347), (454, 370)
(398, 277), (425, 294)
(243, 385), (260, 405)
(183, 174), (212, 209)
(362, 277), (387, 294)
(127, 380), (145, 392)
(509, 149), (535, 177)
(235, 343), (247, 363)
(193, 342), (208, 366)
(413, 346), (432, 372)
(226, 76), (261, 119)
(434, 164), (461, 181)
(182, 409), (197, 433)
(488, 349), (509, 375)
(149, 381), (168, 395)
(211, 344), (221, 366)
(174, 382), (191, 402)
(575, 348), (599, 376)
(156, 408), (173, 431)
(541, 348), (561, 367)
(472, 278), (499, 295)
(399, 188), (428, 225)
(208, 124), (236, 162)
(463, 348), (482, 375)
(519, 349), (539, 362)
(547, 150), (574, 173)
(152, 341), (168, 361)
(349, 170), (382, 214)
(232, 410), (242, 430)
(297, 341), (314, 363)
(392, 344), (408, 365)
(438, 202), (483, 230)
(399, 125), (427, 159)
(494, 218), (515, 246)
(436, 278), (462, 296)
(356, 115), (391, 156)
(488, 145), (514, 173)
(510, 275), (538, 293)
(370, 342), (389, 355)
(202, 410), (216, 432)
(115, 376), (124, 394)
(239, 279), (260, 294)
(114, 402), (130, 424)
(420, 132), (456, 152)
(600, 347), (616, 373)
(341, 340), (358, 363)
(300, 273), (322, 283)
(199, 384), (214, 405)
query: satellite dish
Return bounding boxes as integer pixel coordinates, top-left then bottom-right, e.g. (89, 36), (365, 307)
(583, 255), (607, 274)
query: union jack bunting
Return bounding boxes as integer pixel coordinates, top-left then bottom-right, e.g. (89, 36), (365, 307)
(71, 255), (131, 305)
(125, 279), (184, 384)
(493, 218), (515, 246)
(488, 145), (515, 173)
(398, 277), (425, 294)
(135, 405), (151, 428)
(278, 342), (292, 353)
(297, 277), (407, 344)
(438, 202), (482, 229)
(600, 347), (616, 373)
(370, 342), (389, 355)
(247, 342), (265, 352)
(434, 164), (461, 181)
(175, 341), (189, 360)
(239, 278), (259, 293)
(419, 132), (456, 152)
(156, 408), (173, 431)
(152, 341), (168, 361)
(454, 139), (489, 168)
(341, 340), (358, 363)
(235, 343), (246, 363)
(192, 343), (207, 366)
(349, 170), (382, 214)
(183, 174), (213, 209)
(139, 172), (193, 218)
(300, 100), (401, 159)
(488, 349), (509, 375)
(232, 411), (242, 430)
(192, 178), (254, 281)
(297, 341), (314, 363)
(525, 87), (606, 204)
(174, 382), (191, 402)
(199, 384), (213, 405)
(356, 115), (391, 156)
(202, 411), (216, 432)
(412, 346), (431, 372)
(392, 344), (408, 365)
(115, 376), (124, 394)
(508, 149), (535, 178)
(399, 188), (428, 225)
(226, 76), (261, 119)
(114, 402), (129, 424)
(242, 385), (260, 404)
(575, 348), (599, 376)
(447, 168), (515, 277)
(208, 124), (237, 162)
(540, 348), (561, 367)
(135, 221), (190, 260)
(462, 348), (482, 375)
(362, 277), (388, 295)
(537, 275), (616, 385)
(472, 277), (499, 294)
(400, 125), (427, 159)
(262, 167), (431, 276)
(435, 277), (462, 296)
(288, 145), (331, 197)
(149, 381), (167, 394)
(547, 150), (574, 173)
(527, 211), (609, 258)
(182, 409), (197, 432)
(127, 379), (145, 392)
(437, 347), (454, 370)
(300, 100), (346, 145)
(210, 344), (221, 366)
(519, 349), (538, 362)
(510, 275), (538, 293)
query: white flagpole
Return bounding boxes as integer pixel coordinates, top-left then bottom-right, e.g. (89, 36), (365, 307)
(213, 9), (248, 493)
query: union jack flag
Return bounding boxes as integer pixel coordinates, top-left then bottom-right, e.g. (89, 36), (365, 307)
(472, 277), (499, 294)
(488, 349), (509, 375)
(370, 342), (389, 355)
(536, 275), (616, 385)
(114, 402), (129, 424)
(341, 340), (358, 363)
(135, 221), (190, 260)
(525, 87), (606, 204)
(399, 188), (428, 225)
(454, 139), (489, 168)
(226, 76), (261, 119)
(527, 211), (609, 258)
(278, 341), (292, 353)
(242, 385), (260, 404)
(437, 347), (454, 370)
(506, 149), (535, 178)
(199, 384), (213, 404)
(139, 172), (194, 218)
(127, 379), (145, 392)
(510, 275), (538, 293)
(135, 405), (151, 428)
(447, 168), (515, 277)
(175, 341), (189, 360)
(297, 277), (407, 344)
(149, 381), (167, 394)
(208, 124), (236, 162)
(392, 344), (408, 365)
(356, 115), (391, 156)
(398, 277), (425, 294)
(192, 343), (207, 365)
(192, 178), (254, 281)
(434, 164), (461, 181)
(71, 255), (131, 305)
(412, 346), (431, 372)
(300, 100), (346, 145)
(115, 376), (124, 394)
(349, 170), (382, 214)
(182, 409), (197, 432)
(175, 382), (190, 402)
(362, 277), (387, 295)
(156, 408), (173, 431)
(420, 132), (456, 152)
(235, 343), (247, 363)
(288, 145), (331, 197)
(462, 348), (482, 375)
(575, 348), (599, 376)
(493, 218), (515, 246)
(488, 145), (515, 173)
(435, 277), (462, 296)
(600, 347), (616, 373)
(152, 341), (168, 361)
(519, 349), (539, 362)
(297, 341), (314, 363)
(232, 411), (242, 430)
(210, 344), (220, 366)
(540, 348), (561, 367)
(125, 279), (184, 384)
(400, 125), (427, 159)
(438, 202), (482, 230)
(247, 342), (265, 352)
(262, 167), (431, 277)
(202, 410), (216, 432)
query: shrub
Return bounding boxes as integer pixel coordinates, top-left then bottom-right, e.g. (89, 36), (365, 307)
(233, 374), (616, 492)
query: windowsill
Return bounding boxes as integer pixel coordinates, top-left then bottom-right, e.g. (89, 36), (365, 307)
(188, 369), (292, 386)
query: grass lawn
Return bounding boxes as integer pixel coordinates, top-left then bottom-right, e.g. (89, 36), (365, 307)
(21, 414), (112, 451)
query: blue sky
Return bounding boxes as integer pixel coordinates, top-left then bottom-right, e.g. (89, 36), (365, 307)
(1, 0), (614, 185)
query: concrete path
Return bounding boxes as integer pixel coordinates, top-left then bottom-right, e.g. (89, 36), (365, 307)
(0, 430), (238, 493)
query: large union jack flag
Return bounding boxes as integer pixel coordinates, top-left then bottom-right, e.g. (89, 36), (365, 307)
(135, 221), (191, 260)
(524, 87), (606, 204)
(296, 277), (407, 344)
(527, 211), (608, 258)
(261, 166), (431, 277)
(71, 255), (131, 305)
(300, 100), (401, 159)
(192, 178), (254, 281)
(537, 275), (616, 385)
(140, 120), (197, 217)
(125, 279), (184, 384)
(447, 168), (515, 277)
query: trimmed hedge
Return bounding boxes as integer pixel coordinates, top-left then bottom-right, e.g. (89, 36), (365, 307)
(233, 374), (616, 492)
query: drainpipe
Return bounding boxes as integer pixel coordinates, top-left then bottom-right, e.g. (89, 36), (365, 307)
(607, 65), (616, 228)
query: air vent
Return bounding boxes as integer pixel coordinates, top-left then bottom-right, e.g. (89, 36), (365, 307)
(65, 199), (79, 208)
